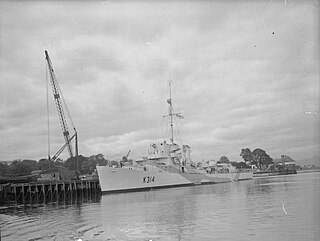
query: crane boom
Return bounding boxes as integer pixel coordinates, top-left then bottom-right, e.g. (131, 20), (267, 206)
(45, 50), (74, 159)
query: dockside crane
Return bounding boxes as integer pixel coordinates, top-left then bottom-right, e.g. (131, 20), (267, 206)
(126, 150), (131, 158)
(45, 50), (78, 164)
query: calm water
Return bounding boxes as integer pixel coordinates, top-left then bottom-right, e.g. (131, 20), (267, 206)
(1, 172), (319, 241)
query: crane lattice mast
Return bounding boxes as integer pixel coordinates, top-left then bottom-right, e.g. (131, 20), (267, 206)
(45, 50), (77, 161)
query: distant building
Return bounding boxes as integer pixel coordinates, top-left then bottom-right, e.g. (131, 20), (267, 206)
(31, 170), (42, 176)
(273, 155), (296, 171)
(0, 161), (13, 165)
(250, 164), (257, 169)
(37, 168), (76, 182)
(38, 171), (60, 181)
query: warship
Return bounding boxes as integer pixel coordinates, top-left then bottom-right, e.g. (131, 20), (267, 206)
(97, 82), (252, 193)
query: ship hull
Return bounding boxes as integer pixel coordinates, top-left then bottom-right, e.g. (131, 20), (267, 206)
(96, 166), (253, 193)
(96, 166), (193, 193)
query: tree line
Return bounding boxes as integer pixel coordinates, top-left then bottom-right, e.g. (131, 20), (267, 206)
(240, 148), (273, 169)
(0, 147), (273, 177)
(199, 148), (273, 170)
(0, 154), (110, 177)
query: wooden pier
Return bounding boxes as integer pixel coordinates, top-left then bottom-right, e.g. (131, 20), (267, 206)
(0, 180), (100, 205)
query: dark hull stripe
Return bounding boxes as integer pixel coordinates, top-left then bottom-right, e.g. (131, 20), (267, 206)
(100, 178), (252, 195)
(101, 183), (195, 194)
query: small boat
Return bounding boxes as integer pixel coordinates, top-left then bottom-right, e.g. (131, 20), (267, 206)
(97, 81), (252, 193)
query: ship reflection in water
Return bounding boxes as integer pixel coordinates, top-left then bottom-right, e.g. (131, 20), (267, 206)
(1, 172), (319, 241)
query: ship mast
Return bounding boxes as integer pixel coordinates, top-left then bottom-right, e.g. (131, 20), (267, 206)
(165, 80), (183, 144)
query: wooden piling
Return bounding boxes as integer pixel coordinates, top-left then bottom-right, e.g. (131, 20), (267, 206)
(42, 184), (45, 204)
(29, 184), (31, 204)
(6, 180), (100, 205)
(21, 186), (23, 203)
(13, 186), (17, 205)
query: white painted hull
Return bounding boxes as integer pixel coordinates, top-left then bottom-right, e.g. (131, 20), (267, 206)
(96, 166), (253, 193)
(96, 166), (192, 193)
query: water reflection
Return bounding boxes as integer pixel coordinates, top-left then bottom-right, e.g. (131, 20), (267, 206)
(0, 195), (102, 241)
(97, 187), (199, 240)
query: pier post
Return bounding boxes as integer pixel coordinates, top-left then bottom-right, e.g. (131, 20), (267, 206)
(35, 184), (38, 203)
(55, 183), (58, 203)
(14, 186), (17, 205)
(62, 182), (65, 203)
(49, 182), (53, 202)
(88, 182), (91, 199)
(74, 181), (77, 203)
(70, 181), (73, 202)
(87, 182), (89, 199)
(22, 184), (25, 205)
(42, 184), (45, 203)
(81, 182), (84, 200)
(29, 184), (32, 204)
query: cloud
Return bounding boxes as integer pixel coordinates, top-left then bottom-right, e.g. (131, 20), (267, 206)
(0, 1), (319, 162)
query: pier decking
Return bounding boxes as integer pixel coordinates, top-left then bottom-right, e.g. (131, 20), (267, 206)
(0, 180), (100, 205)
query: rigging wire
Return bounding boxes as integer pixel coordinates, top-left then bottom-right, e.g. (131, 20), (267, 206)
(56, 79), (75, 131)
(45, 61), (51, 160)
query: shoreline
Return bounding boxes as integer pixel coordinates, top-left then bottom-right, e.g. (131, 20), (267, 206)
(297, 168), (320, 174)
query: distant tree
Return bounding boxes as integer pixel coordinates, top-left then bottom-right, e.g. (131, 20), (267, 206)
(38, 158), (54, 170)
(230, 161), (251, 169)
(252, 148), (273, 170)
(65, 155), (87, 173)
(235, 161), (251, 169)
(65, 154), (109, 174)
(80, 157), (97, 174)
(110, 160), (119, 166)
(92, 153), (109, 166)
(54, 158), (64, 166)
(230, 161), (237, 167)
(80, 157), (90, 173)
(97, 158), (109, 166)
(3, 153), (111, 177)
(0, 162), (9, 176)
(240, 148), (253, 163)
(219, 156), (230, 164)
(7, 159), (38, 175)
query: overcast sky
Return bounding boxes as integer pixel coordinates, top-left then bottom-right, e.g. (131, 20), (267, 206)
(0, 0), (319, 163)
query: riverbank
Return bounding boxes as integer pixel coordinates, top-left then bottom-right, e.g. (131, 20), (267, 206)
(253, 169), (297, 177)
(297, 168), (320, 174)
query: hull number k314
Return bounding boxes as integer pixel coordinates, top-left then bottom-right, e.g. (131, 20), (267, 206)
(143, 176), (155, 183)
